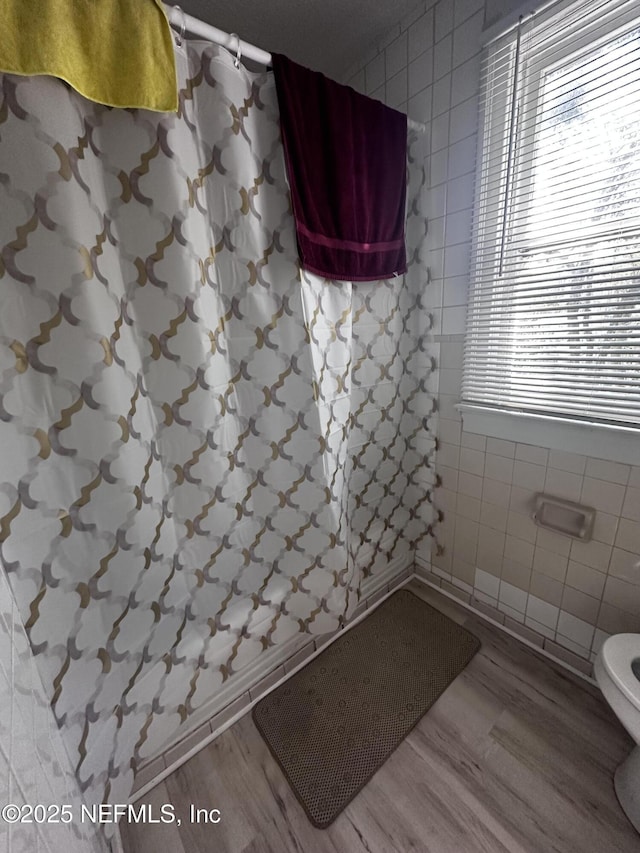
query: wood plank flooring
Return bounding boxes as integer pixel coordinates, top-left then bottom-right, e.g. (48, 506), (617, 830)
(121, 580), (640, 852)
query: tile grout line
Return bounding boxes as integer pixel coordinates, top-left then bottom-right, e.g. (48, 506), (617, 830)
(412, 571), (597, 686)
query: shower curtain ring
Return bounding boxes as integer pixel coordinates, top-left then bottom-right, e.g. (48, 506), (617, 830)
(230, 33), (242, 68)
(173, 5), (186, 47)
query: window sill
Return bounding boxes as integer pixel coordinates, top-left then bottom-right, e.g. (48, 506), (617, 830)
(456, 404), (640, 465)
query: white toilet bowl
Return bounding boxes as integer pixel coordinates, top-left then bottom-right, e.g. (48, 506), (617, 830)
(595, 633), (640, 834)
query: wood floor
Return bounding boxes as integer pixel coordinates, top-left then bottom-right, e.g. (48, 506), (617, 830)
(121, 580), (640, 853)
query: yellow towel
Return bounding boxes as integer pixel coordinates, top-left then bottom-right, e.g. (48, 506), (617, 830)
(0, 0), (178, 112)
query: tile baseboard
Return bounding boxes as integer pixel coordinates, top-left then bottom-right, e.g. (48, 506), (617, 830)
(411, 569), (595, 684)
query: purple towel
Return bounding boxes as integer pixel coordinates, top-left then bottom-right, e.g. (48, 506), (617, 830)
(272, 54), (408, 282)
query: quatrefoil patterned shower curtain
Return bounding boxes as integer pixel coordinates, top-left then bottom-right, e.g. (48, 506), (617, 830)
(0, 42), (435, 816)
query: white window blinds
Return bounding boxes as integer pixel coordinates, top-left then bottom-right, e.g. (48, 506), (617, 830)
(462, 0), (640, 428)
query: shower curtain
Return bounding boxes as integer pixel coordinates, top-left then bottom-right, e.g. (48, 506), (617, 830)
(0, 40), (435, 824)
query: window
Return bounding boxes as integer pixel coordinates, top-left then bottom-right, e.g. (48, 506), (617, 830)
(461, 0), (640, 451)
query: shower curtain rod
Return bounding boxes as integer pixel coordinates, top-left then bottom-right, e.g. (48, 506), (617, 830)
(165, 4), (272, 66)
(163, 4), (426, 133)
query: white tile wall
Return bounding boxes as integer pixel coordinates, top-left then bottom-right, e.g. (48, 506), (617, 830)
(486, 437), (516, 458)
(461, 431), (486, 451)
(513, 460), (546, 492)
(557, 611), (595, 651)
(592, 628), (611, 656)
(482, 477), (510, 508)
(474, 589), (498, 608)
(459, 446), (484, 476)
(585, 458), (631, 486)
(458, 470), (483, 499)
(480, 501), (507, 532)
(533, 547), (568, 583)
(526, 596), (559, 631)
(548, 450), (586, 474)
(544, 468), (583, 503)
(526, 616), (556, 641)
(616, 519), (640, 554)
(485, 453), (514, 484)
(516, 443), (549, 467)
(499, 580), (527, 613)
(591, 512), (619, 546)
(507, 510), (537, 544)
(500, 602), (525, 623)
(475, 567), (500, 598)
(386, 32), (409, 78)
(536, 527), (571, 557)
(433, 387), (640, 661)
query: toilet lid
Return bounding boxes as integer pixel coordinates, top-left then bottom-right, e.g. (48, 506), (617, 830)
(601, 633), (640, 711)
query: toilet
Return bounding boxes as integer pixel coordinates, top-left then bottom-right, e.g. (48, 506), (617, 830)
(595, 633), (640, 833)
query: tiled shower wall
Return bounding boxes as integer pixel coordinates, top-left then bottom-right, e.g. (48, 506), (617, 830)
(342, 0), (640, 674)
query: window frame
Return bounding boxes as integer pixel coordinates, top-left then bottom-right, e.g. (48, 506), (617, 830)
(459, 0), (640, 464)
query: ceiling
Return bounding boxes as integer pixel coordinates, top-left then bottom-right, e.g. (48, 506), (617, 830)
(175, 0), (423, 78)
